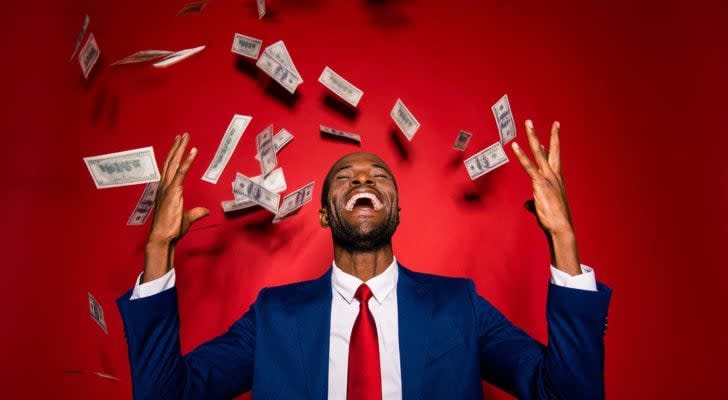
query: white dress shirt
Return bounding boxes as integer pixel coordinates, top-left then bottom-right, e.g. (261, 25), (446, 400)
(130, 260), (597, 400)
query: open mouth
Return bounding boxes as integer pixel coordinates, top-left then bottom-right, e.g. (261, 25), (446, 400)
(345, 192), (384, 211)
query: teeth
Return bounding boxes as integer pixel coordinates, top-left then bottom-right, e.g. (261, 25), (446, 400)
(345, 192), (383, 211)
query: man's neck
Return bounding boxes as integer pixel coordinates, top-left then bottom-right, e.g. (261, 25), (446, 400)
(333, 244), (394, 282)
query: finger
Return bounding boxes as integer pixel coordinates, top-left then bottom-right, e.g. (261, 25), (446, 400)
(161, 135), (182, 187)
(511, 142), (539, 180)
(180, 207), (211, 235)
(170, 146), (197, 188)
(548, 121), (561, 176)
(166, 133), (190, 186)
(524, 120), (553, 175)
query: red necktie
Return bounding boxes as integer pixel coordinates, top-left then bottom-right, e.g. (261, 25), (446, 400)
(347, 284), (382, 400)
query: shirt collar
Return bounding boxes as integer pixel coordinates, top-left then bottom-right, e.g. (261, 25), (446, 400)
(332, 256), (398, 305)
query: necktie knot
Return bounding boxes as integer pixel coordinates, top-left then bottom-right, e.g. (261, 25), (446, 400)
(355, 284), (374, 304)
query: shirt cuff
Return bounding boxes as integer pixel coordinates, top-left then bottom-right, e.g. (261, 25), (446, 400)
(549, 264), (597, 292)
(129, 268), (176, 300)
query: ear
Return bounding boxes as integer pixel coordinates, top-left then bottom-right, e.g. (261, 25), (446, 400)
(319, 208), (329, 228)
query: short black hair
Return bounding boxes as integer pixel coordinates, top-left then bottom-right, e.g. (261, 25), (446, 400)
(320, 153), (398, 208)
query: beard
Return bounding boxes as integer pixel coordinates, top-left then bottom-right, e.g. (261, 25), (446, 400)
(327, 203), (399, 253)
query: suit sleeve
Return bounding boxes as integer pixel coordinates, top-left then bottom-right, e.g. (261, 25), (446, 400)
(471, 280), (611, 399)
(117, 286), (263, 399)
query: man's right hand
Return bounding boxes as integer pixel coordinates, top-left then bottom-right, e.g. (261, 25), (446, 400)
(143, 133), (210, 283)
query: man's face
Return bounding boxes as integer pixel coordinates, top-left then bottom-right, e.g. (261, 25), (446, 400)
(320, 152), (400, 252)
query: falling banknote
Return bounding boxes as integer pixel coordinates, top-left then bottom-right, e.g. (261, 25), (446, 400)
(256, 124), (277, 177)
(78, 32), (100, 79)
(453, 130), (472, 151)
(127, 182), (158, 225)
(231, 33), (263, 59)
(111, 50), (173, 66)
(231, 174), (280, 214)
(256, 41), (303, 94)
(229, 168), (287, 211)
(202, 114), (253, 184)
(318, 66), (363, 107)
(320, 125), (361, 143)
(273, 181), (315, 223)
(83, 146), (160, 189)
(70, 14), (90, 61)
(153, 45), (205, 68)
(491, 94), (516, 145)
(391, 98), (420, 141)
(255, 128), (294, 161)
(463, 142), (509, 180)
(88, 292), (108, 334)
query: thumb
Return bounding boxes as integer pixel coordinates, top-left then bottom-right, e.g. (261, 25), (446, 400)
(187, 206), (211, 224)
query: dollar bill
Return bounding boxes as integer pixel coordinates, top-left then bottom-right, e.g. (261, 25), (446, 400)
(127, 182), (158, 225)
(264, 41), (302, 82)
(391, 98), (420, 141)
(255, 128), (294, 161)
(318, 66), (363, 107)
(226, 168), (287, 212)
(273, 181), (315, 223)
(257, 0), (266, 18)
(256, 50), (301, 94)
(221, 199), (256, 213)
(88, 292), (108, 334)
(152, 45), (205, 68)
(256, 124), (277, 177)
(231, 174), (280, 214)
(231, 33), (263, 59)
(111, 50), (174, 66)
(463, 142), (509, 180)
(177, 1), (207, 15)
(453, 130), (472, 151)
(492, 94), (516, 145)
(70, 14), (90, 61)
(83, 146), (160, 189)
(201, 114), (253, 184)
(78, 33), (100, 79)
(320, 125), (361, 143)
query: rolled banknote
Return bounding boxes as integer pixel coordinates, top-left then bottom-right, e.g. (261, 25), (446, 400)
(255, 128), (294, 161)
(491, 94), (516, 145)
(127, 182), (158, 225)
(153, 45), (205, 68)
(231, 33), (263, 59)
(463, 142), (509, 180)
(318, 66), (363, 107)
(390, 98), (420, 141)
(256, 50), (301, 94)
(273, 181), (315, 223)
(88, 292), (108, 334)
(70, 14), (90, 61)
(83, 146), (160, 189)
(453, 130), (472, 151)
(320, 125), (361, 143)
(111, 50), (174, 66)
(232, 174), (280, 214)
(202, 114), (253, 184)
(79, 33), (100, 79)
(256, 124), (277, 177)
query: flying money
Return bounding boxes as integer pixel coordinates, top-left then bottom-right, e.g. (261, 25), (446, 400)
(234, 168), (287, 200)
(492, 94), (516, 145)
(221, 199), (256, 213)
(231, 33), (263, 59)
(78, 33), (100, 79)
(265, 41), (302, 81)
(70, 14), (90, 61)
(256, 124), (277, 177)
(111, 50), (174, 66)
(152, 45), (205, 68)
(318, 66), (363, 107)
(177, 1), (207, 15)
(255, 128), (294, 161)
(127, 182), (158, 225)
(202, 114), (253, 184)
(391, 98), (420, 141)
(320, 125), (361, 143)
(256, 51), (301, 94)
(453, 130), (472, 151)
(88, 292), (108, 334)
(257, 0), (266, 18)
(464, 142), (509, 180)
(232, 174), (280, 214)
(83, 146), (160, 189)
(273, 182), (315, 223)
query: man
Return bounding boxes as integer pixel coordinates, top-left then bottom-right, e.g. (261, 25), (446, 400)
(117, 120), (611, 399)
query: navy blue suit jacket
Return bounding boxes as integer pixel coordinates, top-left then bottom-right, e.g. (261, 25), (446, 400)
(117, 264), (611, 399)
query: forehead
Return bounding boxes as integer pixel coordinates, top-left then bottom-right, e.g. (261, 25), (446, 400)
(330, 152), (392, 172)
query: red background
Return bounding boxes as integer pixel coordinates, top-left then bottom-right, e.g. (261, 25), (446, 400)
(1, 0), (726, 398)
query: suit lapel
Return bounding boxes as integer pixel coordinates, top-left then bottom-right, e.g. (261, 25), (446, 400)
(397, 264), (434, 400)
(293, 268), (333, 400)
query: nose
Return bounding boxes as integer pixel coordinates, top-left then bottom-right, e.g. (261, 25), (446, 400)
(351, 171), (374, 187)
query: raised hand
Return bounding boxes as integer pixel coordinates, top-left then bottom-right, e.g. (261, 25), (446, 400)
(511, 120), (581, 275)
(143, 133), (210, 283)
